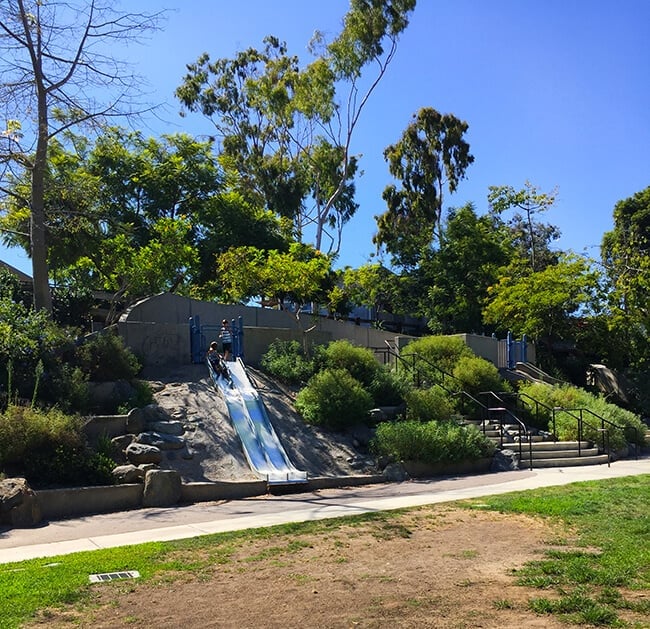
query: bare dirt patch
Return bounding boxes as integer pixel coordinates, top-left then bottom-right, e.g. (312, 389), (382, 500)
(27, 506), (567, 628)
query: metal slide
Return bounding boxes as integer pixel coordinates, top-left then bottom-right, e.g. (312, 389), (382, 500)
(208, 358), (308, 485)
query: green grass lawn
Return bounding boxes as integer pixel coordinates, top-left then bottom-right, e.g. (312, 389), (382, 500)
(1, 475), (648, 628)
(467, 474), (650, 626)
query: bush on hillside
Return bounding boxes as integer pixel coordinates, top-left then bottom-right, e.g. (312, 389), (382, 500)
(0, 299), (148, 413)
(519, 382), (646, 451)
(452, 356), (509, 396)
(0, 298), (74, 403)
(322, 339), (381, 388)
(404, 386), (454, 422)
(295, 368), (373, 431)
(73, 330), (141, 382)
(0, 404), (115, 488)
(260, 339), (319, 385)
(400, 335), (474, 386)
(367, 367), (409, 407)
(371, 420), (495, 464)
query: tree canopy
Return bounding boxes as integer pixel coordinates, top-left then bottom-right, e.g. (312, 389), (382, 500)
(374, 107), (474, 268)
(176, 0), (416, 257)
(0, 0), (163, 312)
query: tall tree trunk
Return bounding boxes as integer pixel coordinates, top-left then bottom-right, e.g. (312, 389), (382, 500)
(31, 86), (52, 313)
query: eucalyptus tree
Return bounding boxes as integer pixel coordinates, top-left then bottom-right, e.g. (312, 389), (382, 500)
(487, 180), (560, 272)
(176, 0), (416, 256)
(374, 107), (474, 268)
(0, 0), (163, 312)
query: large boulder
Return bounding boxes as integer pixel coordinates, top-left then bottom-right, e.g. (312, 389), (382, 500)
(126, 407), (146, 434)
(142, 469), (182, 507)
(112, 464), (146, 484)
(491, 449), (519, 472)
(382, 462), (410, 482)
(125, 442), (163, 465)
(148, 420), (185, 436)
(0, 478), (42, 528)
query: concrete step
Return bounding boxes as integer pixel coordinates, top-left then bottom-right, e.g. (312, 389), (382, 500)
(516, 447), (601, 460)
(501, 440), (592, 451)
(520, 454), (610, 468)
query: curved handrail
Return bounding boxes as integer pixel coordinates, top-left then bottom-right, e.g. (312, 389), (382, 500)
(493, 390), (559, 440)
(478, 391), (533, 469)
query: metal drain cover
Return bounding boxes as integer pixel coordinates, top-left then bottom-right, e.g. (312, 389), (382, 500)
(89, 570), (140, 583)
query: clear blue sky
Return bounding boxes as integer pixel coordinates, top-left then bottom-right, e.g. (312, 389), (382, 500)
(3, 0), (649, 276)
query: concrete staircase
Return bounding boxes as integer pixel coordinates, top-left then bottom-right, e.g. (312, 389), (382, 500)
(464, 419), (611, 468)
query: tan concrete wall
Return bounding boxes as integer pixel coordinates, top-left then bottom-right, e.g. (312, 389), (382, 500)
(117, 294), (535, 369)
(118, 293), (413, 367)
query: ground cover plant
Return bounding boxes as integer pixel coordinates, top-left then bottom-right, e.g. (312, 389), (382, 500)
(2, 475), (648, 628)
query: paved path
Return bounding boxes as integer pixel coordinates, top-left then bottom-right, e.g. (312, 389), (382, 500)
(1, 458), (649, 564)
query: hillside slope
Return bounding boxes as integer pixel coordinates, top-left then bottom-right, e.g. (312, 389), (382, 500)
(144, 364), (374, 482)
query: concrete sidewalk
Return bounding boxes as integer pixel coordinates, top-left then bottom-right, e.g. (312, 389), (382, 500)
(1, 458), (649, 565)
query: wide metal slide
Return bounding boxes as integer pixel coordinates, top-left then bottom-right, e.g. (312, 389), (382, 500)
(208, 358), (307, 485)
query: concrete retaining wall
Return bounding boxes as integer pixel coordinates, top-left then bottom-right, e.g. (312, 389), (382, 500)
(118, 293), (412, 367)
(34, 476), (388, 521)
(36, 484), (144, 520)
(83, 415), (128, 443)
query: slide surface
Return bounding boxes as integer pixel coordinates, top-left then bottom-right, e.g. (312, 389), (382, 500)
(209, 358), (308, 485)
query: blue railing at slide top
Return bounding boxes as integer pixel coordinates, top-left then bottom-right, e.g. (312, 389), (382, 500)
(189, 315), (244, 363)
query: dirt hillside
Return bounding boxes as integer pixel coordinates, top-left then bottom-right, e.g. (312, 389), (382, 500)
(142, 363), (374, 483)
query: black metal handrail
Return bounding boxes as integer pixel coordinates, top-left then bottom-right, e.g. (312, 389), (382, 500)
(555, 407), (637, 463)
(493, 390), (559, 440)
(375, 342), (456, 394)
(478, 391), (533, 470)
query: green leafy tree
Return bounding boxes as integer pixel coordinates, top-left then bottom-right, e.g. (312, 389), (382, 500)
(488, 180), (560, 272)
(69, 217), (198, 322)
(0, 1), (162, 313)
(483, 253), (602, 367)
(374, 107), (474, 267)
(601, 186), (650, 369)
(342, 262), (402, 320)
(1, 128), (290, 306)
(216, 242), (333, 315)
(176, 0), (416, 255)
(419, 203), (513, 334)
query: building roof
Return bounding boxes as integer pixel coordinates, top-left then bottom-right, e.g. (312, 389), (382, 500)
(0, 260), (32, 283)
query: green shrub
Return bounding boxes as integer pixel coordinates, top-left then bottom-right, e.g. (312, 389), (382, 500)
(452, 356), (508, 396)
(401, 335), (474, 374)
(123, 379), (154, 412)
(0, 297), (76, 402)
(367, 367), (409, 407)
(371, 420), (495, 464)
(295, 368), (373, 431)
(74, 330), (141, 382)
(519, 382), (646, 450)
(405, 386), (454, 422)
(322, 339), (381, 388)
(0, 404), (115, 487)
(260, 339), (317, 385)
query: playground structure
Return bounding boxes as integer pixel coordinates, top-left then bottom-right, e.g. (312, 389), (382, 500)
(196, 316), (308, 485)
